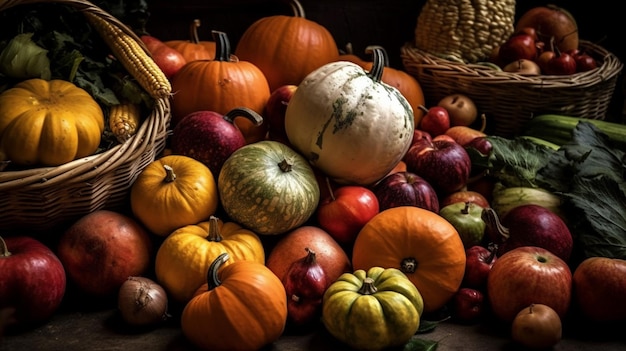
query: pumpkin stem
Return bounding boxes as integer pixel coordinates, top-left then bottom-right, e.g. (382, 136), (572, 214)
(223, 107), (264, 127)
(277, 158), (293, 172)
(211, 30), (232, 62)
(400, 257), (418, 274)
(0, 236), (11, 257)
(207, 252), (230, 290)
(162, 164), (177, 183)
(287, 0), (306, 18)
(190, 19), (202, 44)
(357, 277), (378, 295)
(481, 207), (510, 241)
(206, 216), (223, 242)
(364, 46), (387, 83)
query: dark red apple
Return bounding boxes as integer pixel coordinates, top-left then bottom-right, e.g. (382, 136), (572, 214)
(464, 136), (492, 156)
(140, 35), (187, 79)
(452, 288), (485, 323)
(572, 257), (626, 322)
(487, 246), (572, 322)
(462, 244), (498, 290)
(573, 53), (598, 72)
(0, 236), (66, 327)
(497, 34), (538, 65)
(316, 185), (380, 247)
(265, 84), (297, 143)
(409, 128), (433, 149)
(418, 105), (450, 137)
(170, 107), (261, 178)
(57, 210), (153, 297)
(372, 171), (439, 213)
(403, 138), (472, 195)
(482, 205), (573, 263)
(544, 50), (577, 75)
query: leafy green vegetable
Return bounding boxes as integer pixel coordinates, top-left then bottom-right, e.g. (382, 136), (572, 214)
(403, 336), (438, 351)
(536, 122), (626, 261)
(467, 136), (555, 188)
(0, 33), (51, 80)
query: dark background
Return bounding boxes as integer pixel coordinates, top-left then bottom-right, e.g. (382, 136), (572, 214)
(143, 0), (625, 121)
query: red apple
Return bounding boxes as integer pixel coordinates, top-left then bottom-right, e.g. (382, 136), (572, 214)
(403, 138), (472, 195)
(418, 105), (450, 137)
(572, 257), (626, 322)
(140, 35), (187, 79)
(170, 108), (259, 178)
(437, 94), (478, 127)
(487, 246), (572, 322)
(482, 205), (573, 263)
(497, 34), (538, 65)
(372, 171), (439, 213)
(316, 185), (380, 247)
(573, 53), (598, 72)
(440, 190), (490, 209)
(409, 128), (433, 148)
(57, 210), (153, 297)
(265, 84), (297, 143)
(544, 50), (577, 75)
(0, 236), (66, 327)
(464, 136), (492, 157)
(462, 244), (497, 290)
(452, 288), (485, 323)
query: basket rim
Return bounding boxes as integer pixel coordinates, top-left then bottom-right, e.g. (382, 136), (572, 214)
(401, 40), (624, 87)
(0, 0), (171, 191)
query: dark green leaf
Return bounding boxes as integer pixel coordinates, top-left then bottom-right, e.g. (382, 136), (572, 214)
(403, 336), (438, 351)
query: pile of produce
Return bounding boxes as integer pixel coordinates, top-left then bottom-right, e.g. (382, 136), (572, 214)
(1, 1), (625, 350)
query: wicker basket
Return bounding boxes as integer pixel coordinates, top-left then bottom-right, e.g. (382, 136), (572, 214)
(0, 0), (171, 232)
(401, 40), (623, 137)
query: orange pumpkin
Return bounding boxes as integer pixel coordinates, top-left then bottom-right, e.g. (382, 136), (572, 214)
(170, 30), (270, 144)
(339, 45), (426, 127)
(181, 253), (287, 351)
(234, 0), (339, 91)
(352, 206), (466, 313)
(164, 19), (215, 62)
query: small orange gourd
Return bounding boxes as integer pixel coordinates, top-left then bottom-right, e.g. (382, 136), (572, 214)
(234, 0), (339, 91)
(181, 253), (287, 351)
(352, 206), (466, 313)
(164, 19), (215, 62)
(171, 30), (270, 144)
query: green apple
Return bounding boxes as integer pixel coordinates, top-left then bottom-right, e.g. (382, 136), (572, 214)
(439, 201), (486, 248)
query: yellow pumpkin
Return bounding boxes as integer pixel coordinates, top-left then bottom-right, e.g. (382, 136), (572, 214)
(130, 154), (218, 236)
(352, 206), (466, 313)
(0, 78), (104, 166)
(155, 216), (265, 303)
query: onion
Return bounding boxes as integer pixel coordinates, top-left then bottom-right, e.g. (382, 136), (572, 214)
(118, 276), (169, 326)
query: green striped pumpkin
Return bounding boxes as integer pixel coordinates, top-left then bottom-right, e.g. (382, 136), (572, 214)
(218, 140), (320, 235)
(284, 47), (414, 186)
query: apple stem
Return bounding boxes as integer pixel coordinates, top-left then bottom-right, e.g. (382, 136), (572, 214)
(357, 277), (378, 295)
(325, 177), (336, 201)
(528, 303), (535, 314)
(481, 207), (510, 241)
(0, 236), (10, 257)
(462, 201), (470, 214)
(477, 113), (487, 133)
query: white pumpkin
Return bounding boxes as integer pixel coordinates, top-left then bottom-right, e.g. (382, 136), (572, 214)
(284, 48), (414, 186)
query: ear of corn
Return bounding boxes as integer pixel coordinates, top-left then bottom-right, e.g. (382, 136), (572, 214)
(109, 102), (142, 143)
(84, 11), (171, 100)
